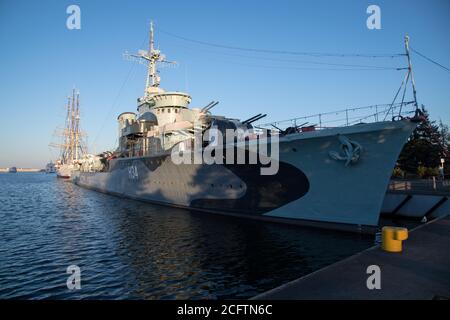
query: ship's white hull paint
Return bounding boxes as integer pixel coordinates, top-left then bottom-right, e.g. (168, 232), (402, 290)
(72, 120), (417, 230)
(57, 164), (73, 179)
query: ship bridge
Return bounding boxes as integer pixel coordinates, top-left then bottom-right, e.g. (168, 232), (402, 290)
(117, 22), (211, 156)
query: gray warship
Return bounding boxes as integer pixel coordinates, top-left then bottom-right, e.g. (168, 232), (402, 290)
(72, 24), (421, 232)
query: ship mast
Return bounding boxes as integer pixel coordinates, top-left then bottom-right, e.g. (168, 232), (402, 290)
(125, 21), (176, 98)
(147, 21), (156, 89)
(50, 89), (86, 164)
(70, 89), (76, 161)
(74, 91), (81, 161)
(63, 96), (72, 163)
(404, 35), (419, 109)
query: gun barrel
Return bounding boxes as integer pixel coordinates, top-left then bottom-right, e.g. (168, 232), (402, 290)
(201, 101), (216, 112)
(242, 113), (262, 124)
(246, 114), (267, 124)
(204, 101), (219, 112)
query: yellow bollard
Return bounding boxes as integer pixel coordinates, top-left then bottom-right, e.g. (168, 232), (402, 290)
(381, 226), (408, 253)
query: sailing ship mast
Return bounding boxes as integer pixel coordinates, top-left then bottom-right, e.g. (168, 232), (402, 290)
(62, 95), (72, 163)
(74, 91), (81, 161)
(50, 89), (86, 165)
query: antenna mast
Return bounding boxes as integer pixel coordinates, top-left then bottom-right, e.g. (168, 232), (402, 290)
(146, 21), (156, 89)
(404, 35), (419, 109)
(124, 21), (176, 97)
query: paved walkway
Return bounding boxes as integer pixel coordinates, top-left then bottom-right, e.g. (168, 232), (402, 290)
(253, 215), (450, 299)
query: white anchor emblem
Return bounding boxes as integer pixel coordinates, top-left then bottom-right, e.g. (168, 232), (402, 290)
(329, 135), (363, 166)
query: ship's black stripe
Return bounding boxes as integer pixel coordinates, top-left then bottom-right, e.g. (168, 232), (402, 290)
(191, 149), (309, 215)
(109, 149), (310, 215)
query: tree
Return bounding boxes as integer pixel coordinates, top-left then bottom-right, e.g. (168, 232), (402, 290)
(397, 106), (448, 175)
(438, 119), (450, 174)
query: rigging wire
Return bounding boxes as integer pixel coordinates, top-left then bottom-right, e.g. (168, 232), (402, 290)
(383, 70), (410, 121)
(170, 42), (405, 70)
(158, 28), (405, 58)
(399, 70), (411, 115)
(207, 58), (404, 71)
(411, 47), (450, 73)
(90, 60), (138, 154)
(90, 35), (150, 152)
(91, 62), (137, 151)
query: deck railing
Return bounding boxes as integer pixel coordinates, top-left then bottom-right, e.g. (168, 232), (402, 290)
(388, 179), (450, 195)
(256, 101), (416, 132)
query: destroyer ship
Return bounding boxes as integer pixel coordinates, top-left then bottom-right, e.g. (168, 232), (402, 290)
(72, 24), (422, 232)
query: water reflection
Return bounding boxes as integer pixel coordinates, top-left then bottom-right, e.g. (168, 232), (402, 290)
(0, 173), (372, 299)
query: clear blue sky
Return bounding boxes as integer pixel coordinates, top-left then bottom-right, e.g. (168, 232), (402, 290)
(1, 0), (449, 168)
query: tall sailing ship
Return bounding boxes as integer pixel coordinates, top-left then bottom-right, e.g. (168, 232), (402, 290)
(51, 89), (86, 179)
(71, 23), (422, 232)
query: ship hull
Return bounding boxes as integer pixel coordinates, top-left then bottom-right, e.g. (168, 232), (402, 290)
(72, 120), (417, 231)
(56, 164), (73, 179)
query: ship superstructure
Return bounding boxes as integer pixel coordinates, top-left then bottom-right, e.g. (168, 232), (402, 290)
(71, 24), (422, 232)
(45, 161), (56, 174)
(8, 167), (17, 173)
(117, 22), (238, 158)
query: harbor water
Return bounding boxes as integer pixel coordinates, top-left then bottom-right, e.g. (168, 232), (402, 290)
(0, 173), (373, 299)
